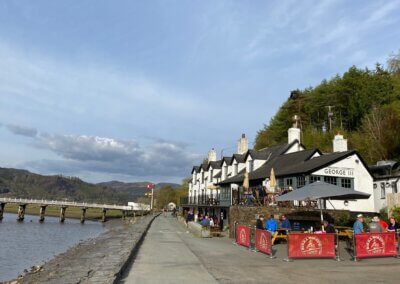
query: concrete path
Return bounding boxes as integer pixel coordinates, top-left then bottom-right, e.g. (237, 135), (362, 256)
(121, 215), (400, 284)
(120, 215), (218, 284)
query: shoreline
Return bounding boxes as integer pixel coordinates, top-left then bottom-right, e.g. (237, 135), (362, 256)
(10, 213), (157, 283)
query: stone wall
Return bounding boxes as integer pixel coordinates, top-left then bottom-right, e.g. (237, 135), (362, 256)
(228, 206), (349, 238)
(387, 193), (400, 216)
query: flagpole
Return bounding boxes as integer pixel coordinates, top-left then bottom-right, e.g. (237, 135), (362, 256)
(151, 185), (154, 211)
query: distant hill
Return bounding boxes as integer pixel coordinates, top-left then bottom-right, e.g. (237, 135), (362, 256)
(0, 167), (179, 205)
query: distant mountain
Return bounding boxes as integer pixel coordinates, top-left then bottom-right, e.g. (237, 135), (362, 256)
(0, 167), (179, 205)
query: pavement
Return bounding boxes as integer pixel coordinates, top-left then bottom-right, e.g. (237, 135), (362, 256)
(121, 215), (400, 284)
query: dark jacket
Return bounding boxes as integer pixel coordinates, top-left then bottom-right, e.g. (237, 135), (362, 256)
(325, 224), (335, 233)
(256, 219), (264, 230)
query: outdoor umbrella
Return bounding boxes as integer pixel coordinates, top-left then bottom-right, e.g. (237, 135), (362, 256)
(269, 168), (277, 192)
(243, 172), (249, 189)
(275, 181), (370, 222)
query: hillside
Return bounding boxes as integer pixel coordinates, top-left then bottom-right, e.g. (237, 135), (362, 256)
(0, 167), (177, 205)
(255, 52), (400, 164)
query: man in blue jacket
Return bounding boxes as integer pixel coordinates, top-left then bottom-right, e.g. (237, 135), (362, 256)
(281, 214), (291, 230)
(266, 215), (278, 233)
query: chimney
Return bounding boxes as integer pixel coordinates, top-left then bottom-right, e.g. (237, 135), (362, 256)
(333, 133), (348, 152)
(208, 148), (217, 162)
(288, 115), (301, 145)
(237, 133), (248, 154)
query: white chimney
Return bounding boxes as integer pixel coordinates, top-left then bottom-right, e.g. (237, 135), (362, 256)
(237, 133), (248, 154)
(208, 148), (217, 162)
(333, 134), (348, 152)
(288, 128), (301, 144)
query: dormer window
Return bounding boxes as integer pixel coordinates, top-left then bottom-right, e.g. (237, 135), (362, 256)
(248, 160), (254, 172)
(234, 164), (238, 175)
(210, 169), (214, 182)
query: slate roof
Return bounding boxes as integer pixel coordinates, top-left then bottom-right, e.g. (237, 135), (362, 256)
(245, 141), (298, 161)
(222, 156), (233, 165)
(208, 160), (222, 170)
(191, 166), (200, 174)
(218, 148), (320, 185)
(232, 153), (246, 164)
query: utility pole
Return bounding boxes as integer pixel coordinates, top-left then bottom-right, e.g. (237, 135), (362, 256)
(147, 184), (155, 210)
(326, 106), (334, 131)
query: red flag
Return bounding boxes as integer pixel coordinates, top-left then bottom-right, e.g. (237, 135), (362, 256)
(147, 184), (154, 189)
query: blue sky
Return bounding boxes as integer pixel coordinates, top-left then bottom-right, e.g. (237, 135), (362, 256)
(0, 0), (399, 183)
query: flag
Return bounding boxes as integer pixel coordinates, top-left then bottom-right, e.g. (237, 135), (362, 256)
(147, 184), (155, 189)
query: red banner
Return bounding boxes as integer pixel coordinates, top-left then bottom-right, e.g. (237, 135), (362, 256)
(288, 233), (336, 258)
(255, 229), (272, 255)
(236, 225), (250, 247)
(355, 232), (397, 258)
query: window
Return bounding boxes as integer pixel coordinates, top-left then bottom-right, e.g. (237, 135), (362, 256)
(210, 169), (213, 182)
(234, 164), (238, 175)
(324, 176), (337, 185)
(381, 182), (386, 199)
(297, 176), (306, 188)
(341, 178), (352, 188)
(309, 176), (321, 183)
(393, 182), (398, 194)
(201, 172), (204, 183)
(278, 178), (284, 188)
(224, 165), (228, 179)
(248, 160), (254, 172)
(286, 178), (293, 187)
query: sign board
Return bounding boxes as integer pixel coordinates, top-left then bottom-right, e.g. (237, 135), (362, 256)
(313, 167), (354, 177)
(236, 225), (250, 247)
(288, 233), (336, 258)
(255, 229), (272, 255)
(355, 232), (397, 258)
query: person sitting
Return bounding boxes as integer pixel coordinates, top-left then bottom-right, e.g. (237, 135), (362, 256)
(201, 215), (210, 227)
(377, 215), (388, 231)
(266, 215), (278, 233)
(353, 214), (364, 234)
(388, 217), (399, 231)
(256, 215), (265, 230)
(322, 220), (335, 233)
(369, 216), (384, 233)
(281, 214), (291, 230)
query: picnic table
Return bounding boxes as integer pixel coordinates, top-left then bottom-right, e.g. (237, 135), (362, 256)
(271, 228), (289, 245)
(335, 226), (353, 239)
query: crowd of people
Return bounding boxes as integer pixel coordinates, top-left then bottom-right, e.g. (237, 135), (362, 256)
(256, 214), (292, 233)
(353, 214), (399, 234)
(185, 210), (222, 229)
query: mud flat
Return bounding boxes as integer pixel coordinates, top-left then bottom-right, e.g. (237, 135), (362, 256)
(12, 214), (158, 284)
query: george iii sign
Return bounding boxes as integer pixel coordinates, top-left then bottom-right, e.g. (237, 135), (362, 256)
(315, 167), (354, 177)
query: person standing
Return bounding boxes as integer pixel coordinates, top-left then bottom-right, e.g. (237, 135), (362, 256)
(388, 217), (399, 231)
(281, 214), (291, 230)
(353, 214), (364, 234)
(256, 215), (265, 230)
(369, 216), (384, 233)
(377, 215), (388, 231)
(266, 215), (278, 233)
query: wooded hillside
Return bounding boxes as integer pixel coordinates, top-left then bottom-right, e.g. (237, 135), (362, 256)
(255, 52), (400, 164)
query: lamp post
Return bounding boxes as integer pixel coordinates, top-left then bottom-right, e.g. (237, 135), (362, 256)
(147, 183), (155, 210)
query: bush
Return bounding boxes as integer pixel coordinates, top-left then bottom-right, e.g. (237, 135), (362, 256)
(336, 211), (351, 226)
(390, 207), (400, 222)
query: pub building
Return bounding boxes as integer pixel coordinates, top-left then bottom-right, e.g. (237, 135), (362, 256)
(182, 122), (378, 225)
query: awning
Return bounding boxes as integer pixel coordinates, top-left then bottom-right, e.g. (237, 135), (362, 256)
(275, 181), (370, 202)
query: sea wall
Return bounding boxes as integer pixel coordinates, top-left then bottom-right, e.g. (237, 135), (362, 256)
(18, 213), (158, 284)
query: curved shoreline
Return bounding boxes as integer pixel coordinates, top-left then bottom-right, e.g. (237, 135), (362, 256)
(11, 213), (158, 283)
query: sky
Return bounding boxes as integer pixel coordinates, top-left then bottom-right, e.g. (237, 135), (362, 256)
(0, 0), (400, 183)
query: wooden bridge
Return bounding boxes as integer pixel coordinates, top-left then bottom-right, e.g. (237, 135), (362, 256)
(0, 197), (141, 223)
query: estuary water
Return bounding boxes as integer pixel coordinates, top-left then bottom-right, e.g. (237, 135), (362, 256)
(0, 213), (106, 281)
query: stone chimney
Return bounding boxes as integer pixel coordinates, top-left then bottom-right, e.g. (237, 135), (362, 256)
(208, 148), (217, 162)
(333, 133), (348, 152)
(237, 133), (248, 154)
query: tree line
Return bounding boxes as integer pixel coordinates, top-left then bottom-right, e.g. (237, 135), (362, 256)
(255, 51), (400, 164)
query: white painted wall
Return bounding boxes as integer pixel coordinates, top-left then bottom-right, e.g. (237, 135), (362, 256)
(312, 153), (375, 212)
(373, 178), (400, 211)
(284, 140), (304, 154)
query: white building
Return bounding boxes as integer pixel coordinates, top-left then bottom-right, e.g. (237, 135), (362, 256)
(184, 125), (380, 219)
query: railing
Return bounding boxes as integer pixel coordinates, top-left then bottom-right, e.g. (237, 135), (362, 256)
(180, 195), (221, 206)
(0, 197), (134, 211)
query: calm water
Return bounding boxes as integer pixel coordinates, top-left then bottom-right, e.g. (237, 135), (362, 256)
(0, 213), (106, 281)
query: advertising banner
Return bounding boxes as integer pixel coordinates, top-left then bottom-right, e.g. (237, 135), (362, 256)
(236, 224), (250, 247)
(288, 233), (336, 258)
(255, 229), (272, 255)
(355, 232), (397, 258)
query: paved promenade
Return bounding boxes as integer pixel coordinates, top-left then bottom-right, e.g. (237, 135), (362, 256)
(121, 216), (400, 284)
